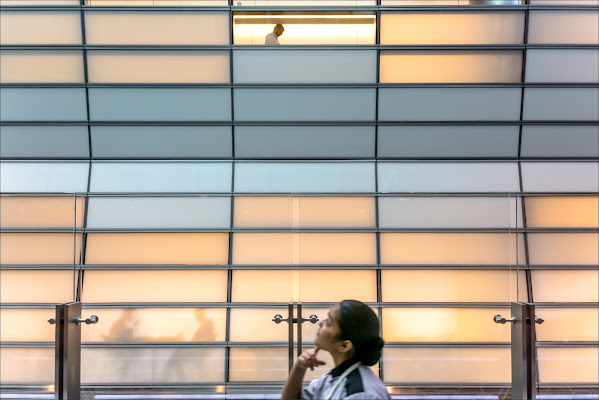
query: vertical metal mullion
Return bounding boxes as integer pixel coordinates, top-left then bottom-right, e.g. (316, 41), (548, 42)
(73, 193), (78, 303)
(288, 301), (294, 372)
(297, 301), (302, 358)
(518, 4), (530, 161)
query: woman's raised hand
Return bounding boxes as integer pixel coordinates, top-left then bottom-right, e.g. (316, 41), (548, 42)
(296, 346), (326, 371)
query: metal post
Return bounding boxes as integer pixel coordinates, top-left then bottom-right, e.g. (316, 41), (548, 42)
(288, 302), (294, 372)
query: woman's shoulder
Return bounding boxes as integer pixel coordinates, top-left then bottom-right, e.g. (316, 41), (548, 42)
(344, 366), (390, 400)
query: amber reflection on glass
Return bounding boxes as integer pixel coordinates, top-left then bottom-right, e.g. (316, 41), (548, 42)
(229, 347), (288, 381)
(0, 347), (54, 384)
(538, 347), (599, 384)
(85, 233), (229, 265)
(0, 270), (74, 303)
(536, 308), (598, 342)
(382, 308), (510, 342)
(527, 233), (599, 265)
(229, 308), (290, 342)
(0, 196), (85, 228)
(0, 51), (84, 83)
(0, 309), (55, 342)
(81, 270), (227, 303)
(0, 233), (82, 265)
(525, 196), (599, 228)
(532, 270), (599, 303)
(0, 12), (82, 45)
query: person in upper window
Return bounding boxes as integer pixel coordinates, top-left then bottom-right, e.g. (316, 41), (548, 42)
(265, 24), (285, 45)
(282, 300), (390, 400)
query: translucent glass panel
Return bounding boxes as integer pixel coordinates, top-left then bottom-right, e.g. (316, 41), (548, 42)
(91, 126), (232, 159)
(380, 233), (525, 265)
(84, 12), (229, 45)
(378, 88), (521, 121)
(538, 347), (599, 384)
(1, 0), (79, 4)
(236, 0), (375, 5)
(521, 162), (599, 192)
(526, 50), (599, 83)
(229, 347), (288, 381)
(234, 162), (375, 193)
(0, 11), (82, 45)
(0, 347), (54, 384)
(233, 13), (376, 45)
(379, 197), (522, 229)
(528, 11), (599, 45)
(235, 126), (375, 158)
(380, 51), (522, 83)
(233, 50), (376, 84)
(521, 125), (599, 158)
(87, 51), (230, 84)
(231, 270), (377, 302)
(0, 88), (87, 122)
(383, 347), (510, 383)
(381, 270), (526, 303)
(81, 347), (225, 383)
(536, 308), (598, 342)
(523, 88), (599, 121)
(380, 12), (524, 45)
(378, 126), (519, 158)
(527, 233), (599, 265)
(89, 162), (232, 193)
(81, 308), (226, 342)
(84, 0), (227, 4)
(234, 196), (375, 228)
(0, 308), (55, 342)
(232, 233), (376, 265)
(1, 126), (90, 159)
(0, 51), (84, 83)
(230, 308), (291, 342)
(0, 270), (74, 303)
(87, 197), (231, 229)
(88, 88), (231, 122)
(378, 163), (520, 193)
(81, 270), (227, 303)
(0, 162), (89, 193)
(525, 196), (599, 228)
(532, 270), (599, 303)
(0, 196), (84, 228)
(85, 233), (229, 265)
(233, 89), (376, 122)
(383, 308), (510, 342)
(0, 233), (82, 265)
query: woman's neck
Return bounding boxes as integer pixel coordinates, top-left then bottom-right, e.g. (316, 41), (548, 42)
(332, 351), (354, 367)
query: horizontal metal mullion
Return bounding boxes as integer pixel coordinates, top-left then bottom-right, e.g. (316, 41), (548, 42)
(523, 83), (599, 88)
(82, 6), (230, 10)
(534, 302), (599, 308)
(379, 265), (528, 270)
(536, 342), (599, 347)
(528, 264), (599, 269)
(81, 302), (230, 308)
(84, 228), (231, 233)
(528, 5), (599, 10)
(378, 5), (526, 10)
(526, 44), (599, 49)
(229, 265), (380, 269)
(0, 6), (82, 10)
(380, 302), (512, 308)
(0, 342), (54, 348)
(384, 342), (510, 347)
(0, 265), (80, 270)
(80, 264), (230, 269)
(0, 303), (63, 308)
(232, 6), (379, 11)
(379, 45), (525, 50)
(81, 342), (228, 348)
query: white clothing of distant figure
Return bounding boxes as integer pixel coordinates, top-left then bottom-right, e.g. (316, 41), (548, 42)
(265, 24), (284, 45)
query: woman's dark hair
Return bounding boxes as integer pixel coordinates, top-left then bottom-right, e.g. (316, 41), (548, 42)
(336, 300), (384, 366)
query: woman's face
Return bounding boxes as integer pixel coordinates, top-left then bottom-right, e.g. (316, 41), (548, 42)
(314, 304), (343, 351)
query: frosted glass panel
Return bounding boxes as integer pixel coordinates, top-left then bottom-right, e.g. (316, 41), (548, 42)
(0, 50), (84, 83)
(90, 162), (232, 193)
(527, 233), (599, 266)
(232, 233), (376, 265)
(380, 233), (525, 265)
(383, 347), (510, 384)
(0, 348), (54, 384)
(81, 347), (225, 383)
(536, 308), (598, 342)
(84, 12), (229, 45)
(381, 270), (527, 303)
(383, 308), (510, 342)
(521, 162), (599, 192)
(378, 125), (519, 158)
(233, 50), (376, 83)
(0, 196), (84, 228)
(0, 162), (89, 193)
(234, 162), (375, 193)
(380, 12), (524, 45)
(230, 308), (290, 342)
(229, 347), (287, 381)
(85, 233), (229, 265)
(528, 11), (599, 45)
(532, 270), (599, 303)
(525, 196), (599, 228)
(526, 50), (599, 83)
(0, 11), (82, 45)
(89, 88), (231, 122)
(82, 308), (226, 342)
(91, 126), (232, 159)
(0, 233), (82, 265)
(521, 125), (599, 158)
(87, 197), (230, 229)
(87, 51), (230, 84)
(1, 126), (89, 158)
(378, 88), (521, 121)
(0, 270), (73, 303)
(378, 163), (519, 193)
(380, 50), (522, 83)
(234, 89), (376, 122)
(235, 126), (375, 158)
(378, 197), (522, 229)
(538, 347), (599, 384)
(523, 88), (599, 121)
(81, 270), (227, 303)
(0, 88), (87, 122)
(0, 309), (55, 342)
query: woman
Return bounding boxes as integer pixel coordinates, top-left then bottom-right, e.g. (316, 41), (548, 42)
(282, 300), (390, 400)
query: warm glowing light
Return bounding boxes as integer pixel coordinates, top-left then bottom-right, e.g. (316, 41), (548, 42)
(46, 385), (55, 392)
(215, 386), (225, 393)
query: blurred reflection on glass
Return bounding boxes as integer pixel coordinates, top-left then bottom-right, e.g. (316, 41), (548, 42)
(102, 308), (140, 342)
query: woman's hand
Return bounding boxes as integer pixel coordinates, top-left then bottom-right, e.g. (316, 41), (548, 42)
(296, 347), (326, 371)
